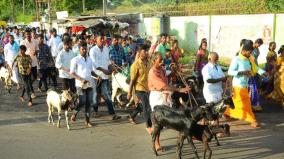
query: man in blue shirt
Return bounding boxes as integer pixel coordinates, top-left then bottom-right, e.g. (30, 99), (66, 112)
(109, 35), (126, 67)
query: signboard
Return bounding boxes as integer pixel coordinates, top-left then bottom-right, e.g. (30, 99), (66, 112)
(56, 11), (68, 20)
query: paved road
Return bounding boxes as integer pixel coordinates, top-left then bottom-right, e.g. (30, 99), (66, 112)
(0, 84), (284, 159)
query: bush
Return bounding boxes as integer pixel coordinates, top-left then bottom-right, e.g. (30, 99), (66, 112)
(15, 14), (35, 24)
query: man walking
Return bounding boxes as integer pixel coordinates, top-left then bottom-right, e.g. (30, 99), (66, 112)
(202, 52), (227, 103)
(89, 35), (121, 120)
(55, 38), (77, 92)
(70, 42), (94, 127)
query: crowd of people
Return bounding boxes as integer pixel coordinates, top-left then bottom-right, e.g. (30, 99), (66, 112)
(1, 25), (284, 148)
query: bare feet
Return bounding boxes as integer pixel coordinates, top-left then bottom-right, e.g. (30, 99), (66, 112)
(251, 121), (261, 128)
(16, 84), (21, 90)
(71, 114), (76, 123)
(128, 115), (137, 124)
(31, 93), (36, 99)
(28, 101), (32, 107)
(85, 122), (93, 128)
(19, 96), (25, 102)
(146, 127), (153, 135)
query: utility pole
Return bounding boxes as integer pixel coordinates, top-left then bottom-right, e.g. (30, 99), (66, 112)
(82, 0), (85, 12)
(48, 0), (52, 29)
(11, 0), (15, 23)
(23, 0), (25, 16)
(103, 0), (107, 16)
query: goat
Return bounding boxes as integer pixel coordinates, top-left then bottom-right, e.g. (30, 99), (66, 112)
(151, 105), (214, 159)
(46, 89), (75, 130)
(0, 66), (12, 94)
(111, 72), (137, 108)
(172, 75), (199, 109)
(175, 96), (234, 159)
(177, 123), (230, 159)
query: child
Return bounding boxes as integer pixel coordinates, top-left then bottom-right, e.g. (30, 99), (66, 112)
(12, 45), (33, 107)
(164, 49), (172, 70)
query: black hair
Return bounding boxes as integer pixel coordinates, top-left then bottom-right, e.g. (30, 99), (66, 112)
(112, 34), (120, 39)
(38, 34), (44, 39)
(63, 38), (72, 45)
(138, 44), (150, 52)
(269, 42), (276, 51)
(20, 45), (27, 52)
(199, 40), (207, 50)
(160, 33), (168, 37)
(240, 39), (246, 47)
(242, 40), (254, 52)
(255, 38), (263, 45)
(9, 35), (14, 38)
(62, 33), (70, 38)
(278, 45), (284, 54)
(79, 41), (87, 48)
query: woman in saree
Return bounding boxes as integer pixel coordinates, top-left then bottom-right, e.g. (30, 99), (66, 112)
(194, 40), (209, 87)
(266, 45), (284, 108)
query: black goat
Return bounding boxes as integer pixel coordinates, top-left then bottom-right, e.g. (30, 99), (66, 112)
(172, 75), (199, 109)
(151, 105), (214, 159)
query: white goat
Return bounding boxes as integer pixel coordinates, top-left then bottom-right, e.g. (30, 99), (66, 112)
(46, 90), (74, 130)
(111, 72), (136, 108)
(0, 66), (12, 94)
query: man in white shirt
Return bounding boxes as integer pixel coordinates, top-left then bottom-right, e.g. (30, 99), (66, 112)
(55, 38), (77, 93)
(48, 28), (62, 59)
(20, 30), (38, 98)
(11, 26), (22, 45)
(70, 42), (95, 128)
(4, 35), (20, 89)
(202, 52), (227, 103)
(89, 35), (121, 120)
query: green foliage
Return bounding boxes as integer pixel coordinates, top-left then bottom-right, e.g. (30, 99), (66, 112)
(1, 0), (284, 22)
(266, 0), (284, 12)
(15, 13), (34, 24)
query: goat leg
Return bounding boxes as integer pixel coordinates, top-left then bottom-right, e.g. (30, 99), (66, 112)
(65, 110), (70, 130)
(214, 134), (221, 146)
(57, 111), (61, 128)
(205, 142), (212, 159)
(187, 136), (200, 159)
(176, 133), (185, 159)
(152, 126), (159, 156)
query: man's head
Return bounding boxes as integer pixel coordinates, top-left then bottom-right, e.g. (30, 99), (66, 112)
(19, 45), (27, 55)
(152, 53), (163, 69)
(160, 33), (167, 44)
(38, 34), (44, 44)
(13, 26), (18, 34)
(112, 35), (119, 46)
(25, 30), (32, 42)
(269, 41), (276, 51)
(79, 42), (88, 57)
(208, 52), (219, 64)
(121, 38), (127, 47)
(138, 44), (150, 60)
(254, 38), (263, 48)
(241, 39), (254, 58)
(50, 28), (57, 36)
(96, 35), (104, 48)
(63, 38), (72, 51)
(8, 35), (14, 44)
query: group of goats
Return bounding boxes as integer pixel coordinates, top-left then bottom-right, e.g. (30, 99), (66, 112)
(1, 64), (235, 158)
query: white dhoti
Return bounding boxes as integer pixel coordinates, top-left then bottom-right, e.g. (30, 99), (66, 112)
(7, 62), (19, 84)
(150, 90), (173, 111)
